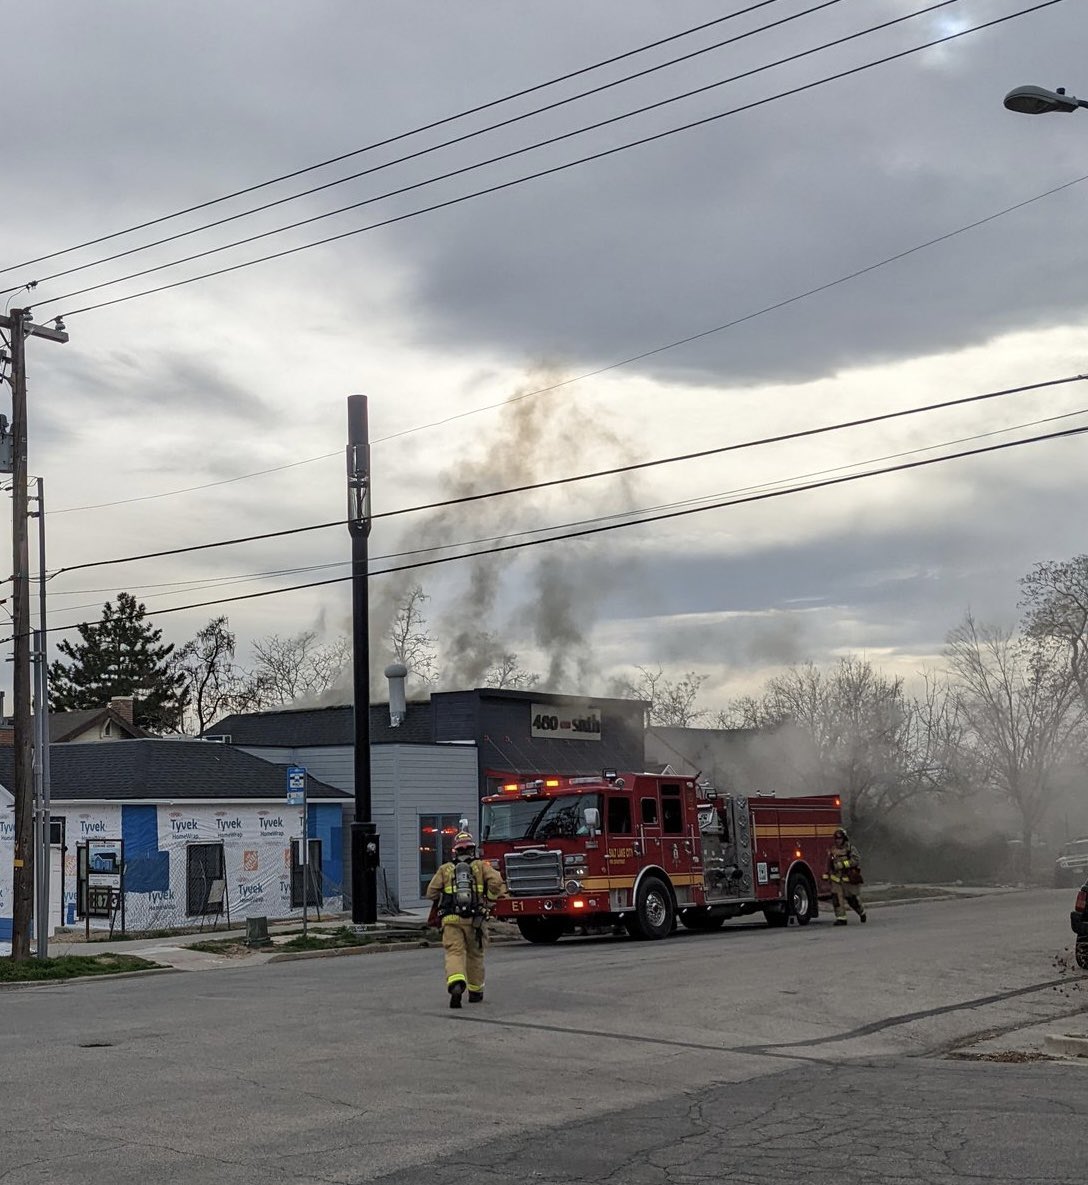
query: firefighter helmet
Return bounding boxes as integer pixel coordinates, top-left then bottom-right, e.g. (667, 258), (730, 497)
(452, 831), (476, 854)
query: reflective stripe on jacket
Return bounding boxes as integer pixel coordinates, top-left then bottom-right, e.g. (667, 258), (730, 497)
(425, 859), (507, 915)
(828, 845), (861, 883)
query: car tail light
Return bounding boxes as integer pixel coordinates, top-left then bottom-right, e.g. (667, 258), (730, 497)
(1076, 889), (1087, 913)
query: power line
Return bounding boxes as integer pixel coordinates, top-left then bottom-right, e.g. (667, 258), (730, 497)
(373, 176), (1088, 444)
(44, 0), (1057, 320)
(42, 371), (1088, 579)
(35, 421), (1088, 635)
(0, 1), (792, 280)
(15, 0), (850, 294)
(48, 164), (1088, 517)
(373, 373), (1088, 520)
(50, 452), (340, 515)
(44, 403), (1088, 616)
(37, 0), (956, 310)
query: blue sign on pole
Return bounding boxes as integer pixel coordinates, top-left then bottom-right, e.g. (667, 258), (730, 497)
(287, 765), (306, 806)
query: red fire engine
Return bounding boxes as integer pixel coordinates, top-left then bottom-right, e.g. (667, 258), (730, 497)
(481, 771), (843, 942)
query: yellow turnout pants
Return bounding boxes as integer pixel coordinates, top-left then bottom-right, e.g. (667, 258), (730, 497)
(831, 881), (864, 919)
(442, 916), (487, 992)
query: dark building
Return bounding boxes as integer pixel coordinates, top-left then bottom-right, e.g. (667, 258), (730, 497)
(208, 687), (648, 803)
(432, 688), (647, 797)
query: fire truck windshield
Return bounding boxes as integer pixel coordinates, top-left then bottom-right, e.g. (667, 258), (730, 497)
(483, 793), (601, 841)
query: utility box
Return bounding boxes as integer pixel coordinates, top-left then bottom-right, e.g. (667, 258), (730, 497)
(0, 416), (12, 475)
(245, 916), (271, 947)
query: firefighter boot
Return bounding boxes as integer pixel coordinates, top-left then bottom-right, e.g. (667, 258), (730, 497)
(834, 918), (848, 926)
(448, 982), (465, 1009)
(468, 990), (484, 1003)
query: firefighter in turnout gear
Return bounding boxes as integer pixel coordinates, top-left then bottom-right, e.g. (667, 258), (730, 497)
(425, 831), (507, 1008)
(828, 827), (866, 924)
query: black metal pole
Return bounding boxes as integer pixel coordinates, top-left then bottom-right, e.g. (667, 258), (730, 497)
(347, 394), (376, 925)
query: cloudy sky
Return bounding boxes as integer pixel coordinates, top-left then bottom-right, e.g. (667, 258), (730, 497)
(4, 0), (1088, 712)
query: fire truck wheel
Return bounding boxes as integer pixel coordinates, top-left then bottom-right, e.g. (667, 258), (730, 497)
(788, 872), (815, 926)
(627, 876), (676, 940)
(1076, 940), (1088, 971)
(516, 917), (565, 945)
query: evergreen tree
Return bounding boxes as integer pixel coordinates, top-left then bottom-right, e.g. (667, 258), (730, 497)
(49, 592), (189, 733)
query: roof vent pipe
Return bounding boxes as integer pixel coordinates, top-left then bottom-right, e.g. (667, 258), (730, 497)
(385, 662), (408, 727)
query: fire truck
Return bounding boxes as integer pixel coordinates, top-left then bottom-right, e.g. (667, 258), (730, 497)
(481, 771), (843, 943)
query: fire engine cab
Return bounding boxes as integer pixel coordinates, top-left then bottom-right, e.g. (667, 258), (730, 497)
(481, 772), (843, 943)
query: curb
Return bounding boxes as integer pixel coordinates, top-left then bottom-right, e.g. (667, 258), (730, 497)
(865, 893), (979, 909)
(269, 940), (435, 963)
(268, 932), (523, 963)
(1044, 1032), (1088, 1058)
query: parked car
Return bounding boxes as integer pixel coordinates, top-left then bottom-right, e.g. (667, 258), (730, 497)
(1070, 880), (1088, 970)
(1054, 838), (1088, 888)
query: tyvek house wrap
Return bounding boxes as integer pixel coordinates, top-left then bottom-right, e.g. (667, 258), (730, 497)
(49, 802), (343, 933)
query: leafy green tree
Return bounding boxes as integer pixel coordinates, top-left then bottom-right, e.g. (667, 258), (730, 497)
(49, 592), (188, 733)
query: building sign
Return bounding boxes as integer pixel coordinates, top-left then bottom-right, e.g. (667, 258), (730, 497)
(530, 704), (602, 741)
(78, 839), (125, 921)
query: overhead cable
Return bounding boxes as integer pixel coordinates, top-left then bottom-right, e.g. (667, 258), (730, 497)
(49, 164), (1088, 516)
(42, 371), (1088, 578)
(14, 0), (851, 293)
(43, 403), (1088, 615)
(0, 0), (792, 279)
(33, 421), (1088, 636)
(42, 1), (1060, 319)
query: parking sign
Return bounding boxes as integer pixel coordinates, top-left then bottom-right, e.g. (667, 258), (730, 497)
(287, 765), (306, 805)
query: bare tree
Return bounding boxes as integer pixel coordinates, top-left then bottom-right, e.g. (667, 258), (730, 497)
(242, 630), (351, 706)
(484, 651), (541, 690)
(621, 666), (708, 727)
(173, 616), (242, 734)
(1020, 555), (1088, 709)
(945, 613), (1086, 876)
(389, 584), (438, 684)
(728, 657), (955, 830)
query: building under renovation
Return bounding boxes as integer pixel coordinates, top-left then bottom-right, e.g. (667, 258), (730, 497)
(0, 739), (348, 947)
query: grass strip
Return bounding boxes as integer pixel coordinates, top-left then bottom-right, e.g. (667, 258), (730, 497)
(0, 953), (162, 982)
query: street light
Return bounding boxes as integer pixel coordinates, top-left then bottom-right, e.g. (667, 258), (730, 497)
(1004, 84), (1088, 115)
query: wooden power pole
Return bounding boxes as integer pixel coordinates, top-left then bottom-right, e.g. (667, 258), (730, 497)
(1, 308), (67, 960)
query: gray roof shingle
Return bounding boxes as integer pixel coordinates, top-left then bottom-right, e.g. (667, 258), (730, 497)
(0, 739), (349, 802)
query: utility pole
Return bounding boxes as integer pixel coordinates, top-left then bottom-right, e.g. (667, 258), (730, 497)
(347, 394), (377, 926)
(32, 477), (51, 957)
(0, 309), (67, 960)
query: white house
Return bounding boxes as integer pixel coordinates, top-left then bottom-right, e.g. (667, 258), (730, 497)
(0, 739), (350, 949)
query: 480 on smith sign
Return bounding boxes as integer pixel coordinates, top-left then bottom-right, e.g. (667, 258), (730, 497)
(530, 704), (601, 740)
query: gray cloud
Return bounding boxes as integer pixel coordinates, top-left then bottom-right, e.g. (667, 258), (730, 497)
(6, 0), (1088, 705)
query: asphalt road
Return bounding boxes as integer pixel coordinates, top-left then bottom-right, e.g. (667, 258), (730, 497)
(2, 890), (1086, 1184)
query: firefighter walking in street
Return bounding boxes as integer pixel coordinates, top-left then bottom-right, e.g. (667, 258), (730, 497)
(828, 827), (867, 925)
(426, 830), (507, 1008)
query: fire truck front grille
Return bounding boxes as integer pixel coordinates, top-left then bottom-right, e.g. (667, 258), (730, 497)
(504, 850), (563, 896)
